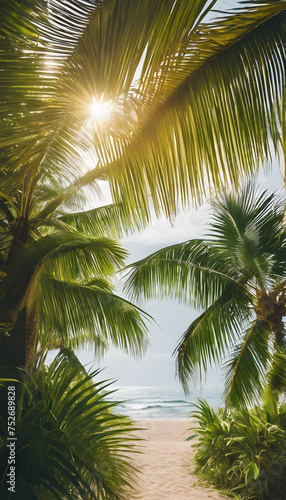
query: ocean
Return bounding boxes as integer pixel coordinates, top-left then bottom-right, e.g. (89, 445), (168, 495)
(108, 385), (224, 420)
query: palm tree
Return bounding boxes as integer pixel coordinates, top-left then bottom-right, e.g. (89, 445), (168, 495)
(0, 186), (150, 451)
(0, 189), (146, 498)
(1, 3), (285, 491)
(0, 349), (138, 499)
(124, 182), (286, 408)
(0, 190), (149, 369)
(1, 0), (285, 227)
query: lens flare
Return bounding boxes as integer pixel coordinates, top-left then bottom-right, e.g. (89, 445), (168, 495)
(90, 97), (113, 123)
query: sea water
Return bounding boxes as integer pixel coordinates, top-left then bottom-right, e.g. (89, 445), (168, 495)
(108, 385), (223, 420)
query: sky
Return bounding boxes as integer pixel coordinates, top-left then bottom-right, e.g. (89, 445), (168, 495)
(76, 159), (285, 390)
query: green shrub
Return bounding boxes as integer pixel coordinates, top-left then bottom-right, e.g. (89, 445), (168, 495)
(189, 400), (286, 500)
(0, 352), (138, 499)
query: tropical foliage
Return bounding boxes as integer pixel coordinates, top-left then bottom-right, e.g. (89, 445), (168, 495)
(125, 183), (286, 407)
(1, 0), (285, 225)
(0, 194), (149, 368)
(2, 1), (285, 497)
(0, 350), (138, 499)
(189, 400), (286, 500)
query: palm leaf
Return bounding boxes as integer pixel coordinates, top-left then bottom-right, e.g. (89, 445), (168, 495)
(106, 4), (286, 218)
(4, 232), (126, 292)
(125, 181), (286, 405)
(267, 348), (286, 393)
(124, 239), (243, 308)
(209, 182), (286, 282)
(59, 202), (148, 238)
(0, 352), (139, 499)
(2, 1), (285, 222)
(174, 285), (250, 393)
(35, 275), (150, 356)
(224, 320), (271, 408)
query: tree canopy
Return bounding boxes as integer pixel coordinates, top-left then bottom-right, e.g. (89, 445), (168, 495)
(1, 0), (285, 225)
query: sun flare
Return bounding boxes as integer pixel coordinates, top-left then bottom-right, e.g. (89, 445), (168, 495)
(90, 97), (113, 123)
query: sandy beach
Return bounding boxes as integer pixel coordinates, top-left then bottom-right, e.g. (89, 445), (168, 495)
(125, 419), (225, 500)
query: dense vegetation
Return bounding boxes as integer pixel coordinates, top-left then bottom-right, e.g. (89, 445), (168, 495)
(0, 350), (138, 499)
(189, 400), (286, 500)
(1, 0), (285, 385)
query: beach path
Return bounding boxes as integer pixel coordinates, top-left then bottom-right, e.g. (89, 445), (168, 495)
(125, 419), (225, 500)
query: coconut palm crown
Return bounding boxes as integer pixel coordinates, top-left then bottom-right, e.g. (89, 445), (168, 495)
(0, 193), (150, 369)
(1, 0), (286, 366)
(124, 182), (286, 408)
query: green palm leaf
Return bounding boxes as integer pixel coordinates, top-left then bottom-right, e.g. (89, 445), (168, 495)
(36, 275), (149, 356)
(224, 320), (271, 408)
(126, 182), (286, 407)
(0, 351), (139, 499)
(1, 1), (285, 222)
(267, 349), (286, 393)
(59, 202), (148, 238)
(125, 239), (243, 308)
(106, 4), (286, 218)
(209, 182), (286, 282)
(174, 285), (251, 393)
(4, 232), (126, 291)
(1, 0), (286, 405)
(0, 222), (151, 365)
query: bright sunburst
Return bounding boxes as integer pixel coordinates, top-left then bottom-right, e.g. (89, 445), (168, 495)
(90, 97), (113, 123)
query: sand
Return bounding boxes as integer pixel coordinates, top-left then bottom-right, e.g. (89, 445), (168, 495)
(124, 419), (225, 500)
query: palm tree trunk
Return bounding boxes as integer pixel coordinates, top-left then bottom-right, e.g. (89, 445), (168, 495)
(25, 308), (37, 366)
(3, 307), (37, 368)
(3, 308), (26, 368)
(2, 220), (35, 368)
(0, 309), (27, 432)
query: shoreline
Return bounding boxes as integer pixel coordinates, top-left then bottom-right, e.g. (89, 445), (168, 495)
(125, 419), (224, 500)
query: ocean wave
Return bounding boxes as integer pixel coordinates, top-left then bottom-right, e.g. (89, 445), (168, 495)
(119, 400), (189, 409)
(110, 386), (222, 418)
(144, 402), (191, 410)
(162, 400), (189, 405)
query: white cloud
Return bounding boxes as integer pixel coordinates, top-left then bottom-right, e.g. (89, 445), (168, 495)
(125, 202), (211, 248)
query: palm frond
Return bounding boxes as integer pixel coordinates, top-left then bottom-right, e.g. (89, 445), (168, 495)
(209, 181), (286, 281)
(1, 0), (214, 193)
(267, 348), (286, 393)
(2, 1), (285, 222)
(59, 202), (148, 238)
(30, 174), (102, 220)
(0, 351), (139, 499)
(224, 320), (271, 408)
(211, 182), (284, 245)
(35, 275), (150, 357)
(106, 4), (286, 218)
(40, 234), (127, 280)
(5, 232), (127, 291)
(124, 239), (242, 308)
(174, 285), (250, 393)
